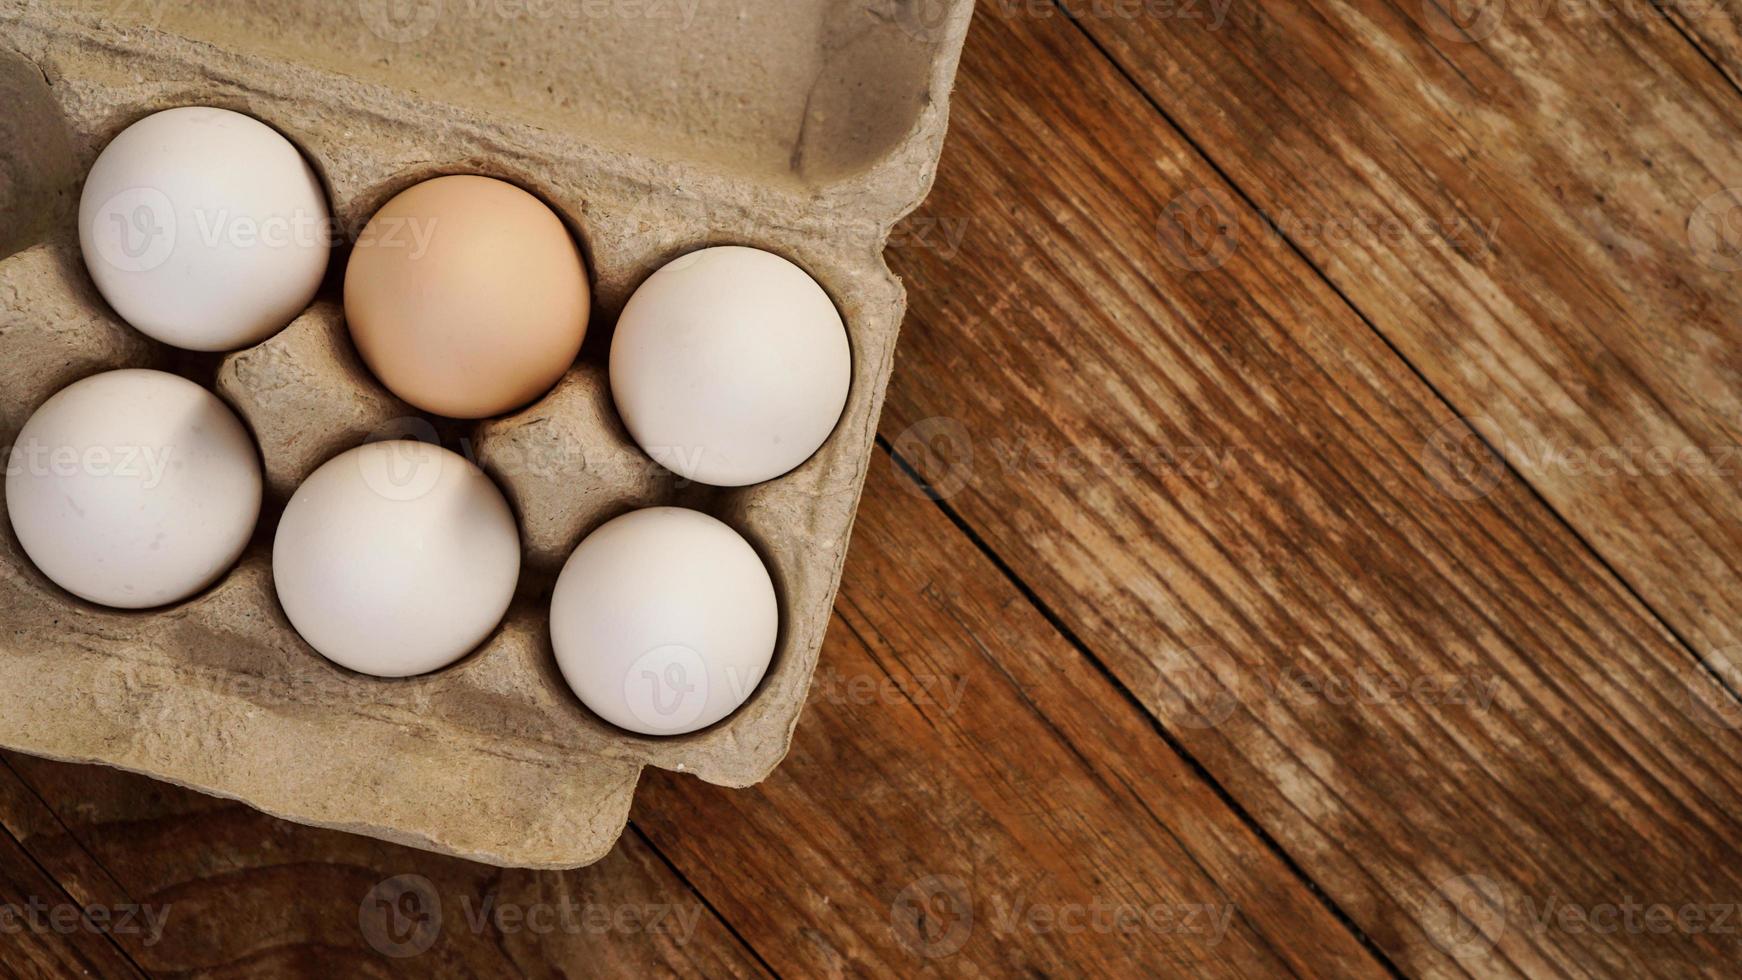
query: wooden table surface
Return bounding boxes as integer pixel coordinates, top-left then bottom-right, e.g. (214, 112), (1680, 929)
(7, 1), (1742, 976)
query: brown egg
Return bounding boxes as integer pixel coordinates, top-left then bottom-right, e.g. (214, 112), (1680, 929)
(344, 175), (589, 419)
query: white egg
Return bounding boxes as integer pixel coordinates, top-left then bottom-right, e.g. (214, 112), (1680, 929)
(551, 507), (777, 736)
(609, 245), (851, 487)
(79, 106), (331, 352)
(4, 369), (262, 609)
(273, 441), (520, 678)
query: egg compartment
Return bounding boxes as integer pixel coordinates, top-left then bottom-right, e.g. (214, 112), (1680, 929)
(0, 0), (973, 868)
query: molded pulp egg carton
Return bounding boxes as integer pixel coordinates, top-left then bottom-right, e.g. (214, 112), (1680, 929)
(0, 0), (973, 867)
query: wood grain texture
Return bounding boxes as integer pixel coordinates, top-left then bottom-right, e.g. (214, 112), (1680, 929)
(878, 4), (1742, 976)
(6, 2), (1742, 977)
(0, 809), (141, 980)
(0, 754), (766, 978)
(633, 450), (1384, 978)
(1063, 0), (1742, 668)
(1666, 1), (1742, 89)
(0, 449), (1382, 978)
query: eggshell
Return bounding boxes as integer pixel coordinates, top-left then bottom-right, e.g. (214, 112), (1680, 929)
(609, 245), (850, 486)
(550, 507), (777, 736)
(79, 106), (331, 352)
(344, 175), (590, 419)
(272, 440), (520, 677)
(4, 369), (263, 608)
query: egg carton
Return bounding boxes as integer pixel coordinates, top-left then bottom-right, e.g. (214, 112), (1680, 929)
(0, 0), (972, 867)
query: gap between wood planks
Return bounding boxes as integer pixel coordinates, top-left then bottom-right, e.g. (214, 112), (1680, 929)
(0, 756), (146, 978)
(629, 449), (1383, 976)
(1051, 0), (1742, 713)
(0, 11), (1401, 980)
(1658, 7), (1742, 91)
(878, 2), (1742, 975)
(0, 426), (1376, 975)
(622, 822), (782, 979)
(0, 750), (769, 977)
(1648, 0), (1742, 93)
(7, 6), (1740, 976)
(882, 435), (1406, 977)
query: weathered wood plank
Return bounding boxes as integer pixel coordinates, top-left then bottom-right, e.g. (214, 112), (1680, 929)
(1065, 0), (1742, 667)
(632, 450), (1384, 978)
(0, 754), (767, 978)
(0, 448), (1381, 978)
(0, 791), (142, 979)
(876, 4), (1742, 976)
(1666, 1), (1742, 90)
